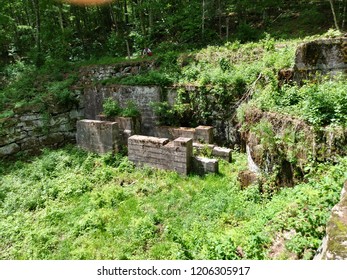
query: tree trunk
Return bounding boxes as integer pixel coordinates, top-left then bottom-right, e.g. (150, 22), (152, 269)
(125, 38), (131, 59)
(58, 3), (65, 33)
(342, 0), (346, 30)
(218, 0), (222, 38)
(202, 0), (205, 39)
(31, 0), (43, 66)
(329, 0), (340, 31)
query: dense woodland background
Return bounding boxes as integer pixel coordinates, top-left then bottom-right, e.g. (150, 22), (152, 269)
(1, 0), (346, 66)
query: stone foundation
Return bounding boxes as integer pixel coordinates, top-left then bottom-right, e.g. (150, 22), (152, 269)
(128, 135), (193, 175)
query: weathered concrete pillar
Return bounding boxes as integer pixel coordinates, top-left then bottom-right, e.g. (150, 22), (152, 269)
(195, 125), (214, 144)
(76, 120), (119, 154)
(172, 137), (193, 175)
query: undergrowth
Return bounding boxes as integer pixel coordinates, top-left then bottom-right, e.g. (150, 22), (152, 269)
(0, 146), (346, 260)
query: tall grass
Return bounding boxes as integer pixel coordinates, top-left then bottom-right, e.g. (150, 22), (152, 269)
(1, 146), (345, 260)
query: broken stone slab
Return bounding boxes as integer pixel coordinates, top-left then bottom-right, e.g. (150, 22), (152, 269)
(192, 156), (219, 175)
(212, 146), (232, 162)
(128, 135), (169, 146)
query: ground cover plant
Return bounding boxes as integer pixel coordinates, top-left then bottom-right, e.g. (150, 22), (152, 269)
(0, 146), (346, 260)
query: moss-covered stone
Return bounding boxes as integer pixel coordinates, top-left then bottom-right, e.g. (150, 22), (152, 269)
(319, 181), (347, 260)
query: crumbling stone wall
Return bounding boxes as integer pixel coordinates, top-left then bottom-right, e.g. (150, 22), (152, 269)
(78, 61), (155, 86)
(0, 100), (84, 159)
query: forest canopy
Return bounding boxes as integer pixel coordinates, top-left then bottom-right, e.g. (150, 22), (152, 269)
(0, 0), (346, 66)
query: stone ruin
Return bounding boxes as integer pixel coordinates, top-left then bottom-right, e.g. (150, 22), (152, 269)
(128, 136), (194, 175)
(76, 119), (231, 175)
(294, 37), (347, 82)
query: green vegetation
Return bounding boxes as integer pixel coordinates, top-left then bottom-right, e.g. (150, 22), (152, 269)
(103, 99), (140, 118)
(253, 77), (347, 127)
(1, 0), (347, 261)
(0, 60), (78, 113)
(0, 146), (346, 260)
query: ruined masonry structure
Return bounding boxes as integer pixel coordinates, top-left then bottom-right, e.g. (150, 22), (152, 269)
(294, 37), (347, 82)
(128, 136), (193, 175)
(76, 119), (227, 175)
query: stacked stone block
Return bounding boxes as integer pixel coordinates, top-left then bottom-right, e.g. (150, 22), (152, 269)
(0, 102), (83, 159)
(128, 135), (193, 175)
(76, 120), (119, 154)
(195, 125), (214, 144)
(171, 137), (193, 175)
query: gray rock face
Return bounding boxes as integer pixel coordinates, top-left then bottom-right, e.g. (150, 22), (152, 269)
(294, 37), (347, 82)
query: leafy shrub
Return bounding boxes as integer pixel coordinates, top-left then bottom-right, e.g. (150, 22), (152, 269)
(122, 101), (141, 118)
(150, 101), (178, 126)
(47, 77), (77, 106)
(102, 99), (141, 118)
(103, 98), (122, 117)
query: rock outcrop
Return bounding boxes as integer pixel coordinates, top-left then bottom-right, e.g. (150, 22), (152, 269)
(294, 37), (347, 82)
(315, 181), (347, 260)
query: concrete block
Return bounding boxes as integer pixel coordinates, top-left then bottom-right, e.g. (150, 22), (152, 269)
(195, 125), (213, 144)
(192, 156), (219, 175)
(174, 127), (195, 139)
(212, 146), (232, 162)
(76, 119), (119, 154)
(173, 137), (193, 147)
